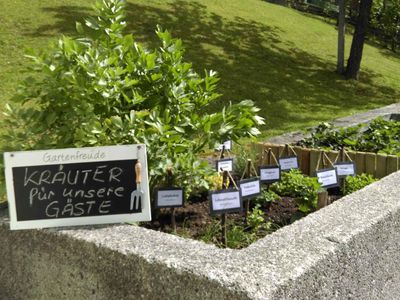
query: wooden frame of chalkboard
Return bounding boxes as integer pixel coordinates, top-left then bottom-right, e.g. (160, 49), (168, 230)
(4, 144), (151, 230)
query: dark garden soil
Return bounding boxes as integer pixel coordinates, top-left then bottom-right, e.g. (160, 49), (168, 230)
(142, 194), (340, 243)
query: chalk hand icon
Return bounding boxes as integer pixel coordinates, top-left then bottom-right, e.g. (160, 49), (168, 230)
(130, 160), (143, 211)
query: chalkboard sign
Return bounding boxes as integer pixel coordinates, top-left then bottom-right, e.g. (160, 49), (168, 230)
(4, 144), (151, 230)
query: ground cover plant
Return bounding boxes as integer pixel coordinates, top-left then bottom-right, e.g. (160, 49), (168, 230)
(298, 116), (400, 155)
(1, 0), (400, 139)
(342, 173), (378, 195)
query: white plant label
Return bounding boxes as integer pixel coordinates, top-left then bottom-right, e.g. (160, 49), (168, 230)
(239, 178), (261, 199)
(210, 189), (242, 214)
(259, 166), (281, 183)
(316, 168), (339, 188)
(216, 159), (233, 172)
(156, 188), (184, 208)
(334, 162), (356, 177)
(279, 156), (299, 171)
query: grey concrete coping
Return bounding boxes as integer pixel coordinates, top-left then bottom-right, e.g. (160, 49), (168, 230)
(268, 102), (400, 144)
(1, 171), (400, 299)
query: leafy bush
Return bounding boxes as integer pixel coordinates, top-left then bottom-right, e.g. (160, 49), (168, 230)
(342, 174), (378, 195)
(297, 122), (361, 150)
(270, 169), (321, 213)
(298, 117), (400, 155)
(0, 0), (264, 199)
(356, 117), (400, 155)
(371, 0), (400, 52)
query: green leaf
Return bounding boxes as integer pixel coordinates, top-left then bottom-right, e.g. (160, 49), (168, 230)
(76, 22), (84, 34)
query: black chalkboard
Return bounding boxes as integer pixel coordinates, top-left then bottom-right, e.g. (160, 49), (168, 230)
(12, 159), (138, 221)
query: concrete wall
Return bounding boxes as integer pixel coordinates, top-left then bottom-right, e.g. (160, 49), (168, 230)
(1, 171), (400, 299)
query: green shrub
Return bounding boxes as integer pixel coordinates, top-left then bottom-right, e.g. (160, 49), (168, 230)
(298, 117), (400, 156)
(0, 0), (264, 199)
(357, 117), (400, 155)
(270, 169), (321, 213)
(297, 122), (361, 150)
(342, 174), (378, 195)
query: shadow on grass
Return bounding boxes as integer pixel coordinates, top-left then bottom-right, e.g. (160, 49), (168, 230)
(30, 1), (400, 134)
(28, 5), (92, 37)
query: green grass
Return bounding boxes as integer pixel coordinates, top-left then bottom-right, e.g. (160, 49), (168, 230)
(1, 0), (400, 138)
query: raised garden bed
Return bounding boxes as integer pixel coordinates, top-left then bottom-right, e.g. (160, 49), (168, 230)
(142, 115), (400, 249)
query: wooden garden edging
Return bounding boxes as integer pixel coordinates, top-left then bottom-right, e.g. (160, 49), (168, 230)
(252, 142), (400, 179)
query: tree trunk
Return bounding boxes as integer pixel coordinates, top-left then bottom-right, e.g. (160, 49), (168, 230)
(337, 0), (346, 74)
(345, 0), (373, 80)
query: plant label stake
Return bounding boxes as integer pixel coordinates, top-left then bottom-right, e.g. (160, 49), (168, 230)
(216, 145), (234, 172)
(168, 167), (176, 232)
(334, 148), (355, 192)
(239, 159), (260, 225)
(315, 151), (339, 190)
(209, 169), (241, 248)
(220, 145), (226, 159)
(259, 148), (281, 184)
(279, 144), (299, 172)
(217, 140), (232, 152)
(222, 170), (228, 247)
(154, 167), (184, 233)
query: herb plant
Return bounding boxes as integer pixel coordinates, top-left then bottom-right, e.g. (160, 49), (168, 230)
(270, 169), (321, 213)
(342, 174), (378, 195)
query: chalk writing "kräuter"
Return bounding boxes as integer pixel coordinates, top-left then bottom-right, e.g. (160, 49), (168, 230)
(24, 165), (122, 187)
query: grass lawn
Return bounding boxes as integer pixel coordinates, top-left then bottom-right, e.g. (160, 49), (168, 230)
(0, 0), (400, 138)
